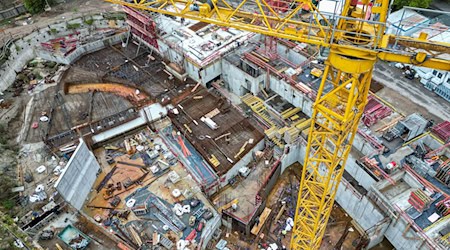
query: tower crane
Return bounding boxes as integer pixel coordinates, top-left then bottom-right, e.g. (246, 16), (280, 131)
(105, 0), (450, 249)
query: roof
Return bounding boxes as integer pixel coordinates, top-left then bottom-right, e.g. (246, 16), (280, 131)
(412, 22), (449, 39)
(388, 8), (430, 32)
(154, 13), (253, 67)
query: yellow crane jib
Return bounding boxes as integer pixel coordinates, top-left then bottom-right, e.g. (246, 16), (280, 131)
(106, 0), (450, 249)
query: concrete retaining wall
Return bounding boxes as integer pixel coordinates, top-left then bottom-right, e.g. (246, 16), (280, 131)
(345, 153), (378, 190)
(384, 218), (431, 250)
(335, 182), (389, 248)
(269, 75), (314, 117)
(0, 14), (127, 92)
(0, 4), (26, 21)
(276, 43), (307, 65)
(353, 132), (378, 156)
(37, 32), (127, 64)
(221, 58), (265, 96)
(280, 142), (305, 173)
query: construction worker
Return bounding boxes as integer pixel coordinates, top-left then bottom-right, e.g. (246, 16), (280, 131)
(282, 246), (287, 250)
(281, 229), (287, 238)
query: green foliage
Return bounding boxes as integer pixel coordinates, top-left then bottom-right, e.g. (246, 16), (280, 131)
(0, 213), (34, 250)
(66, 22), (81, 29)
(0, 176), (15, 209)
(23, 0), (46, 14)
(44, 61), (57, 68)
(104, 13), (126, 21)
(1, 200), (15, 210)
(50, 28), (58, 34)
(84, 19), (94, 26)
(28, 61), (38, 67)
(0, 18), (12, 27)
(393, 0), (432, 10)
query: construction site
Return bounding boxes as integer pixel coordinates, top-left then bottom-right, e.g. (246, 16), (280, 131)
(0, 0), (450, 250)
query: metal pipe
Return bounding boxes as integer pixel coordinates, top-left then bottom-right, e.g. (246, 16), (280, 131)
(404, 6), (450, 15)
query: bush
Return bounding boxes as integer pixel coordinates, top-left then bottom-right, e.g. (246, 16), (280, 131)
(393, 0), (432, 10)
(1, 200), (14, 210)
(66, 23), (81, 29)
(84, 19), (94, 26)
(104, 13), (126, 21)
(23, 0), (46, 14)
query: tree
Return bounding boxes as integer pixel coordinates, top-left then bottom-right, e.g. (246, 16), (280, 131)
(393, 0), (433, 10)
(23, 0), (46, 14)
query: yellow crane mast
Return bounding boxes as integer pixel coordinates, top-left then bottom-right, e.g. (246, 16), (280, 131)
(105, 0), (450, 249)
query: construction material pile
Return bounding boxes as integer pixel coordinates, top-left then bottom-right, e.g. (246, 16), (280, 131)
(408, 189), (433, 212)
(362, 95), (393, 127)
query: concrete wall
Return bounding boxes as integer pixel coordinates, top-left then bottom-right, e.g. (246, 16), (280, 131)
(221, 58), (265, 96)
(158, 40), (184, 66)
(0, 4), (26, 21)
(335, 181), (389, 248)
(91, 103), (167, 143)
(276, 43), (307, 65)
(185, 58), (201, 83)
(0, 14), (127, 92)
(345, 153), (378, 190)
(384, 218), (431, 250)
(37, 32), (127, 64)
(221, 139), (265, 188)
(200, 215), (221, 249)
(54, 139), (100, 210)
(185, 58), (222, 84)
(353, 132), (378, 156)
(269, 75), (314, 117)
(157, 39), (223, 84)
(0, 45), (35, 92)
(199, 60), (222, 84)
(418, 134), (450, 158)
(280, 142), (305, 173)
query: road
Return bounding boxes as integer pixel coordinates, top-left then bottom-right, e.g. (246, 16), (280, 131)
(373, 61), (450, 123)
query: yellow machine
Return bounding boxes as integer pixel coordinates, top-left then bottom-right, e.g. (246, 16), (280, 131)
(105, 0), (450, 249)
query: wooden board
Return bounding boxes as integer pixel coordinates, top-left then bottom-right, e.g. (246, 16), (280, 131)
(218, 198), (239, 213)
(251, 207), (272, 235)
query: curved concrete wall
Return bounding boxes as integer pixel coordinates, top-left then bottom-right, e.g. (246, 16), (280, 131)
(0, 13), (128, 92)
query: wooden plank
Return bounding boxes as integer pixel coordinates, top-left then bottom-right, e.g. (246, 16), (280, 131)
(191, 82), (201, 92)
(218, 199), (238, 213)
(274, 203), (286, 222)
(215, 132), (231, 141)
(251, 207), (272, 235)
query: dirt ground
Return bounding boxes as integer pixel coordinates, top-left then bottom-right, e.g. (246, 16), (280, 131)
(373, 62), (450, 123)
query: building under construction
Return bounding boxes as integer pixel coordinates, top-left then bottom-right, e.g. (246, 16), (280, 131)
(1, 1), (450, 250)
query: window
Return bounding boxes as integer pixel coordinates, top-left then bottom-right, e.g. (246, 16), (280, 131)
(438, 73), (443, 78)
(432, 70), (438, 76)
